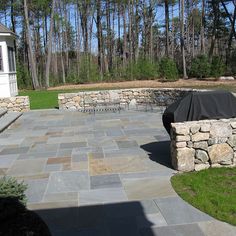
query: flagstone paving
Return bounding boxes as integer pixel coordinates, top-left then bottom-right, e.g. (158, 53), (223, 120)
(0, 108), (236, 236)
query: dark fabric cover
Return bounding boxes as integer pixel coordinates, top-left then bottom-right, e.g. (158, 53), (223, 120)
(162, 90), (236, 134)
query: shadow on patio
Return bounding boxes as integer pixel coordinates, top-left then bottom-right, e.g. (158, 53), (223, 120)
(34, 201), (156, 236)
(140, 141), (172, 169)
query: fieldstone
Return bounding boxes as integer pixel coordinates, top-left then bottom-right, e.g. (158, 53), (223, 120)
(210, 123), (231, 138)
(187, 141), (193, 148)
(129, 99), (137, 109)
(195, 149), (209, 163)
(195, 163), (210, 171)
(194, 159), (202, 164)
(230, 122), (236, 129)
(208, 143), (233, 164)
(175, 142), (187, 148)
(193, 141), (208, 151)
(227, 135), (236, 147)
(220, 159), (232, 165)
(190, 125), (200, 134)
(171, 148), (195, 172)
(173, 125), (189, 135)
(211, 163), (222, 168)
(208, 137), (228, 145)
(191, 132), (209, 142)
(176, 135), (190, 142)
(200, 124), (211, 132)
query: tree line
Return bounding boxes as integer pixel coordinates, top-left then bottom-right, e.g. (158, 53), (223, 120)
(0, 0), (235, 89)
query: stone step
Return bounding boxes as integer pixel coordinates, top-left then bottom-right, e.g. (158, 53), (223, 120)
(0, 111), (22, 133)
(0, 109), (7, 118)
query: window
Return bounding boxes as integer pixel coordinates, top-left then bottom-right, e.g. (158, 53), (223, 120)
(0, 46), (3, 71)
(8, 46), (15, 72)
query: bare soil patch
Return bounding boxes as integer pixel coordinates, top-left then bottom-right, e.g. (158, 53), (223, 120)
(48, 79), (236, 91)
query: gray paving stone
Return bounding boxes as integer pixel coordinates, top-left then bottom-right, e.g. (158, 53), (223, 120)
(198, 220), (236, 236)
(25, 178), (48, 203)
(106, 129), (124, 137)
(104, 148), (145, 158)
(56, 149), (72, 157)
(72, 153), (88, 162)
(0, 154), (18, 168)
(60, 142), (87, 149)
(140, 223), (205, 236)
(116, 140), (139, 149)
(45, 164), (62, 172)
(46, 171), (89, 193)
(90, 174), (122, 189)
(0, 146), (29, 155)
(79, 188), (127, 205)
(43, 192), (78, 202)
(154, 197), (213, 225)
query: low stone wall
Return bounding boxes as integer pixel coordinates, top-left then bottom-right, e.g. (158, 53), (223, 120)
(0, 96), (30, 112)
(58, 88), (198, 110)
(171, 119), (236, 172)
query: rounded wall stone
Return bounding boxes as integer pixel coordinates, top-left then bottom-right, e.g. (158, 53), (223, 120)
(208, 143), (233, 164)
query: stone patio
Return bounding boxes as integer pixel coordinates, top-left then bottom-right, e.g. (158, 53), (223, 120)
(0, 108), (235, 236)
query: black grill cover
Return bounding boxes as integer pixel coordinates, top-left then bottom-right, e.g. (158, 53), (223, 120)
(162, 90), (236, 134)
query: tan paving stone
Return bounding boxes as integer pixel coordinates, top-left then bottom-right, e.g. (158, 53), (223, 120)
(123, 177), (177, 200)
(27, 200), (78, 210)
(7, 159), (47, 176)
(47, 157), (71, 165)
(71, 161), (88, 171)
(89, 157), (147, 176)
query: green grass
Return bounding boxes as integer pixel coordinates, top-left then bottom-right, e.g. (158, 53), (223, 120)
(171, 167), (236, 225)
(19, 90), (83, 109)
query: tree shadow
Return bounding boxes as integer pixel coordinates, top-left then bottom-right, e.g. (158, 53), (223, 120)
(141, 141), (173, 169)
(32, 201), (155, 236)
(0, 197), (51, 236)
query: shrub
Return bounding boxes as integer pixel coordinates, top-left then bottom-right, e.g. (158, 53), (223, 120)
(159, 57), (179, 81)
(228, 50), (236, 75)
(210, 56), (225, 78)
(190, 55), (211, 79)
(0, 176), (27, 205)
(125, 59), (159, 80)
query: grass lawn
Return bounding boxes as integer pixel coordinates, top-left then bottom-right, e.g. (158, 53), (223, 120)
(171, 167), (236, 225)
(19, 90), (79, 109)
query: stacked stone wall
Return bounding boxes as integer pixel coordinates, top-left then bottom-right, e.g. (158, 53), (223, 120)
(171, 119), (236, 172)
(58, 88), (199, 111)
(0, 96), (30, 112)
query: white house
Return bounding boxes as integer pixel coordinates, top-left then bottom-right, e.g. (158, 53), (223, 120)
(0, 23), (18, 98)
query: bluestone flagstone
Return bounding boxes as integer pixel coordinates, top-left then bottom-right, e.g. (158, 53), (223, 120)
(46, 171), (89, 193)
(154, 197), (213, 225)
(90, 174), (122, 189)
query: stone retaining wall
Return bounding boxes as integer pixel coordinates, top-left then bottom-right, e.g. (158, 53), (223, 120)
(58, 88), (199, 110)
(171, 119), (236, 172)
(0, 96), (30, 112)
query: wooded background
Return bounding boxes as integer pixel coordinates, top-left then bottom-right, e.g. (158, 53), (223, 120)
(0, 0), (236, 89)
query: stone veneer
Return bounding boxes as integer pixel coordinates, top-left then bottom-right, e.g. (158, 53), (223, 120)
(58, 88), (201, 110)
(171, 119), (236, 172)
(0, 96), (30, 112)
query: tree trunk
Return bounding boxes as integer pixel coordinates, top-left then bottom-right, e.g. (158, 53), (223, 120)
(24, 0), (40, 89)
(181, 0), (188, 78)
(200, 0), (205, 54)
(165, 0), (169, 57)
(45, 0), (56, 88)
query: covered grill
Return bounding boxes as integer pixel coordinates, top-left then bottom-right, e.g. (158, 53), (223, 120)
(162, 90), (236, 134)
